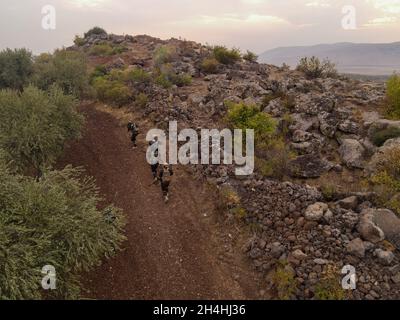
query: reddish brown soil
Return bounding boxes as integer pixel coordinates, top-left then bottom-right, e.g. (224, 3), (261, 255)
(58, 104), (261, 300)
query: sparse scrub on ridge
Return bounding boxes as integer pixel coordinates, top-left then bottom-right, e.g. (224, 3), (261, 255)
(154, 45), (177, 67)
(89, 44), (114, 56)
(213, 46), (241, 65)
(201, 57), (219, 74)
(84, 26), (107, 38)
(92, 67), (153, 106)
(242, 50), (258, 63)
(74, 35), (86, 47)
(385, 74), (400, 119)
(296, 56), (338, 79)
(124, 67), (152, 84)
(92, 76), (132, 106)
(155, 64), (192, 88)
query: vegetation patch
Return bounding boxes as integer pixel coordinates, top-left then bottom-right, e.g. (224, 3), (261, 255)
(385, 74), (400, 119)
(0, 85), (83, 175)
(296, 56), (338, 79)
(0, 48), (33, 91)
(201, 57), (219, 74)
(213, 46), (241, 65)
(242, 50), (258, 63)
(0, 161), (125, 299)
(369, 147), (400, 215)
(272, 261), (298, 300)
(370, 126), (400, 146)
(314, 265), (346, 300)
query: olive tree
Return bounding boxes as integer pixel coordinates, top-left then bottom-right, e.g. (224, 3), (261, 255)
(0, 85), (84, 175)
(0, 158), (125, 299)
(33, 50), (90, 97)
(0, 48), (33, 90)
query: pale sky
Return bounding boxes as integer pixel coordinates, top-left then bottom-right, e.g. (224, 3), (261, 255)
(1, 0), (400, 54)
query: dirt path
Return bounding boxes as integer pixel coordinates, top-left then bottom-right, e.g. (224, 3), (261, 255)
(58, 104), (261, 300)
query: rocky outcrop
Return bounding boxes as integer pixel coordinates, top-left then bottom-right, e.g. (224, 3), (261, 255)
(339, 139), (366, 169)
(288, 154), (333, 178)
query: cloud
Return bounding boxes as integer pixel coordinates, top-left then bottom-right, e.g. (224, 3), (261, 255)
(367, 0), (400, 14)
(68, 0), (108, 8)
(363, 16), (398, 26)
(305, 1), (331, 8)
(175, 13), (288, 26)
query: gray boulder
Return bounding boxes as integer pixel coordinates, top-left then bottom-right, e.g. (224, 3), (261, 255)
(288, 154), (332, 178)
(337, 196), (359, 210)
(304, 202), (328, 221)
(371, 208), (400, 250)
(375, 249), (395, 266)
(347, 238), (366, 258)
(339, 139), (366, 169)
(357, 209), (385, 243)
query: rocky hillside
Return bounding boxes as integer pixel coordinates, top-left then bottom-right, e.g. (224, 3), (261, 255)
(70, 30), (400, 300)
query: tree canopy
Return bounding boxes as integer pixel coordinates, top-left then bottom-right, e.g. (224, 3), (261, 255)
(0, 85), (84, 174)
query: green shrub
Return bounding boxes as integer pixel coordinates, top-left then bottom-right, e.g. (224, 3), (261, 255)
(272, 262), (298, 300)
(154, 45), (176, 67)
(90, 64), (108, 81)
(0, 48), (33, 90)
(314, 266), (346, 300)
(74, 35), (86, 47)
(172, 73), (192, 87)
(242, 50), (258, 62)
(213, 46), (241, 65)
(320, 183), (337, 201)
(201, 57), (219, 74)
(155, 73), (173, 89)
(369, 147), (400, 214)
(0, 86), (83, 174)
(124, 67), (152, 84)
(33, 50), (90, 97)
(256, 137), (296, 180)
(219, 185), (241, 207)
(111, 45), (128, 55)
(158, 64), (192, 87)
(225, 101), (276, 139)
(216, 185), (246, 220)
(92, 76), (132, 106)
(135, 93), (149, 108)
(84, 26), (107, 38)
(370, 126), (400, 146)
(386, 74), (400, 119)
(89, 44), (114, 56)
(296, 56), (337, 79)
(0, 161), (125, 299)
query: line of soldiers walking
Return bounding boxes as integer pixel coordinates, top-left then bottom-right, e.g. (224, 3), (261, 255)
(128, 122), (172, 203)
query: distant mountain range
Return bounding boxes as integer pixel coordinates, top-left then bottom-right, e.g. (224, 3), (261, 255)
(259, 42), (400, 75)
